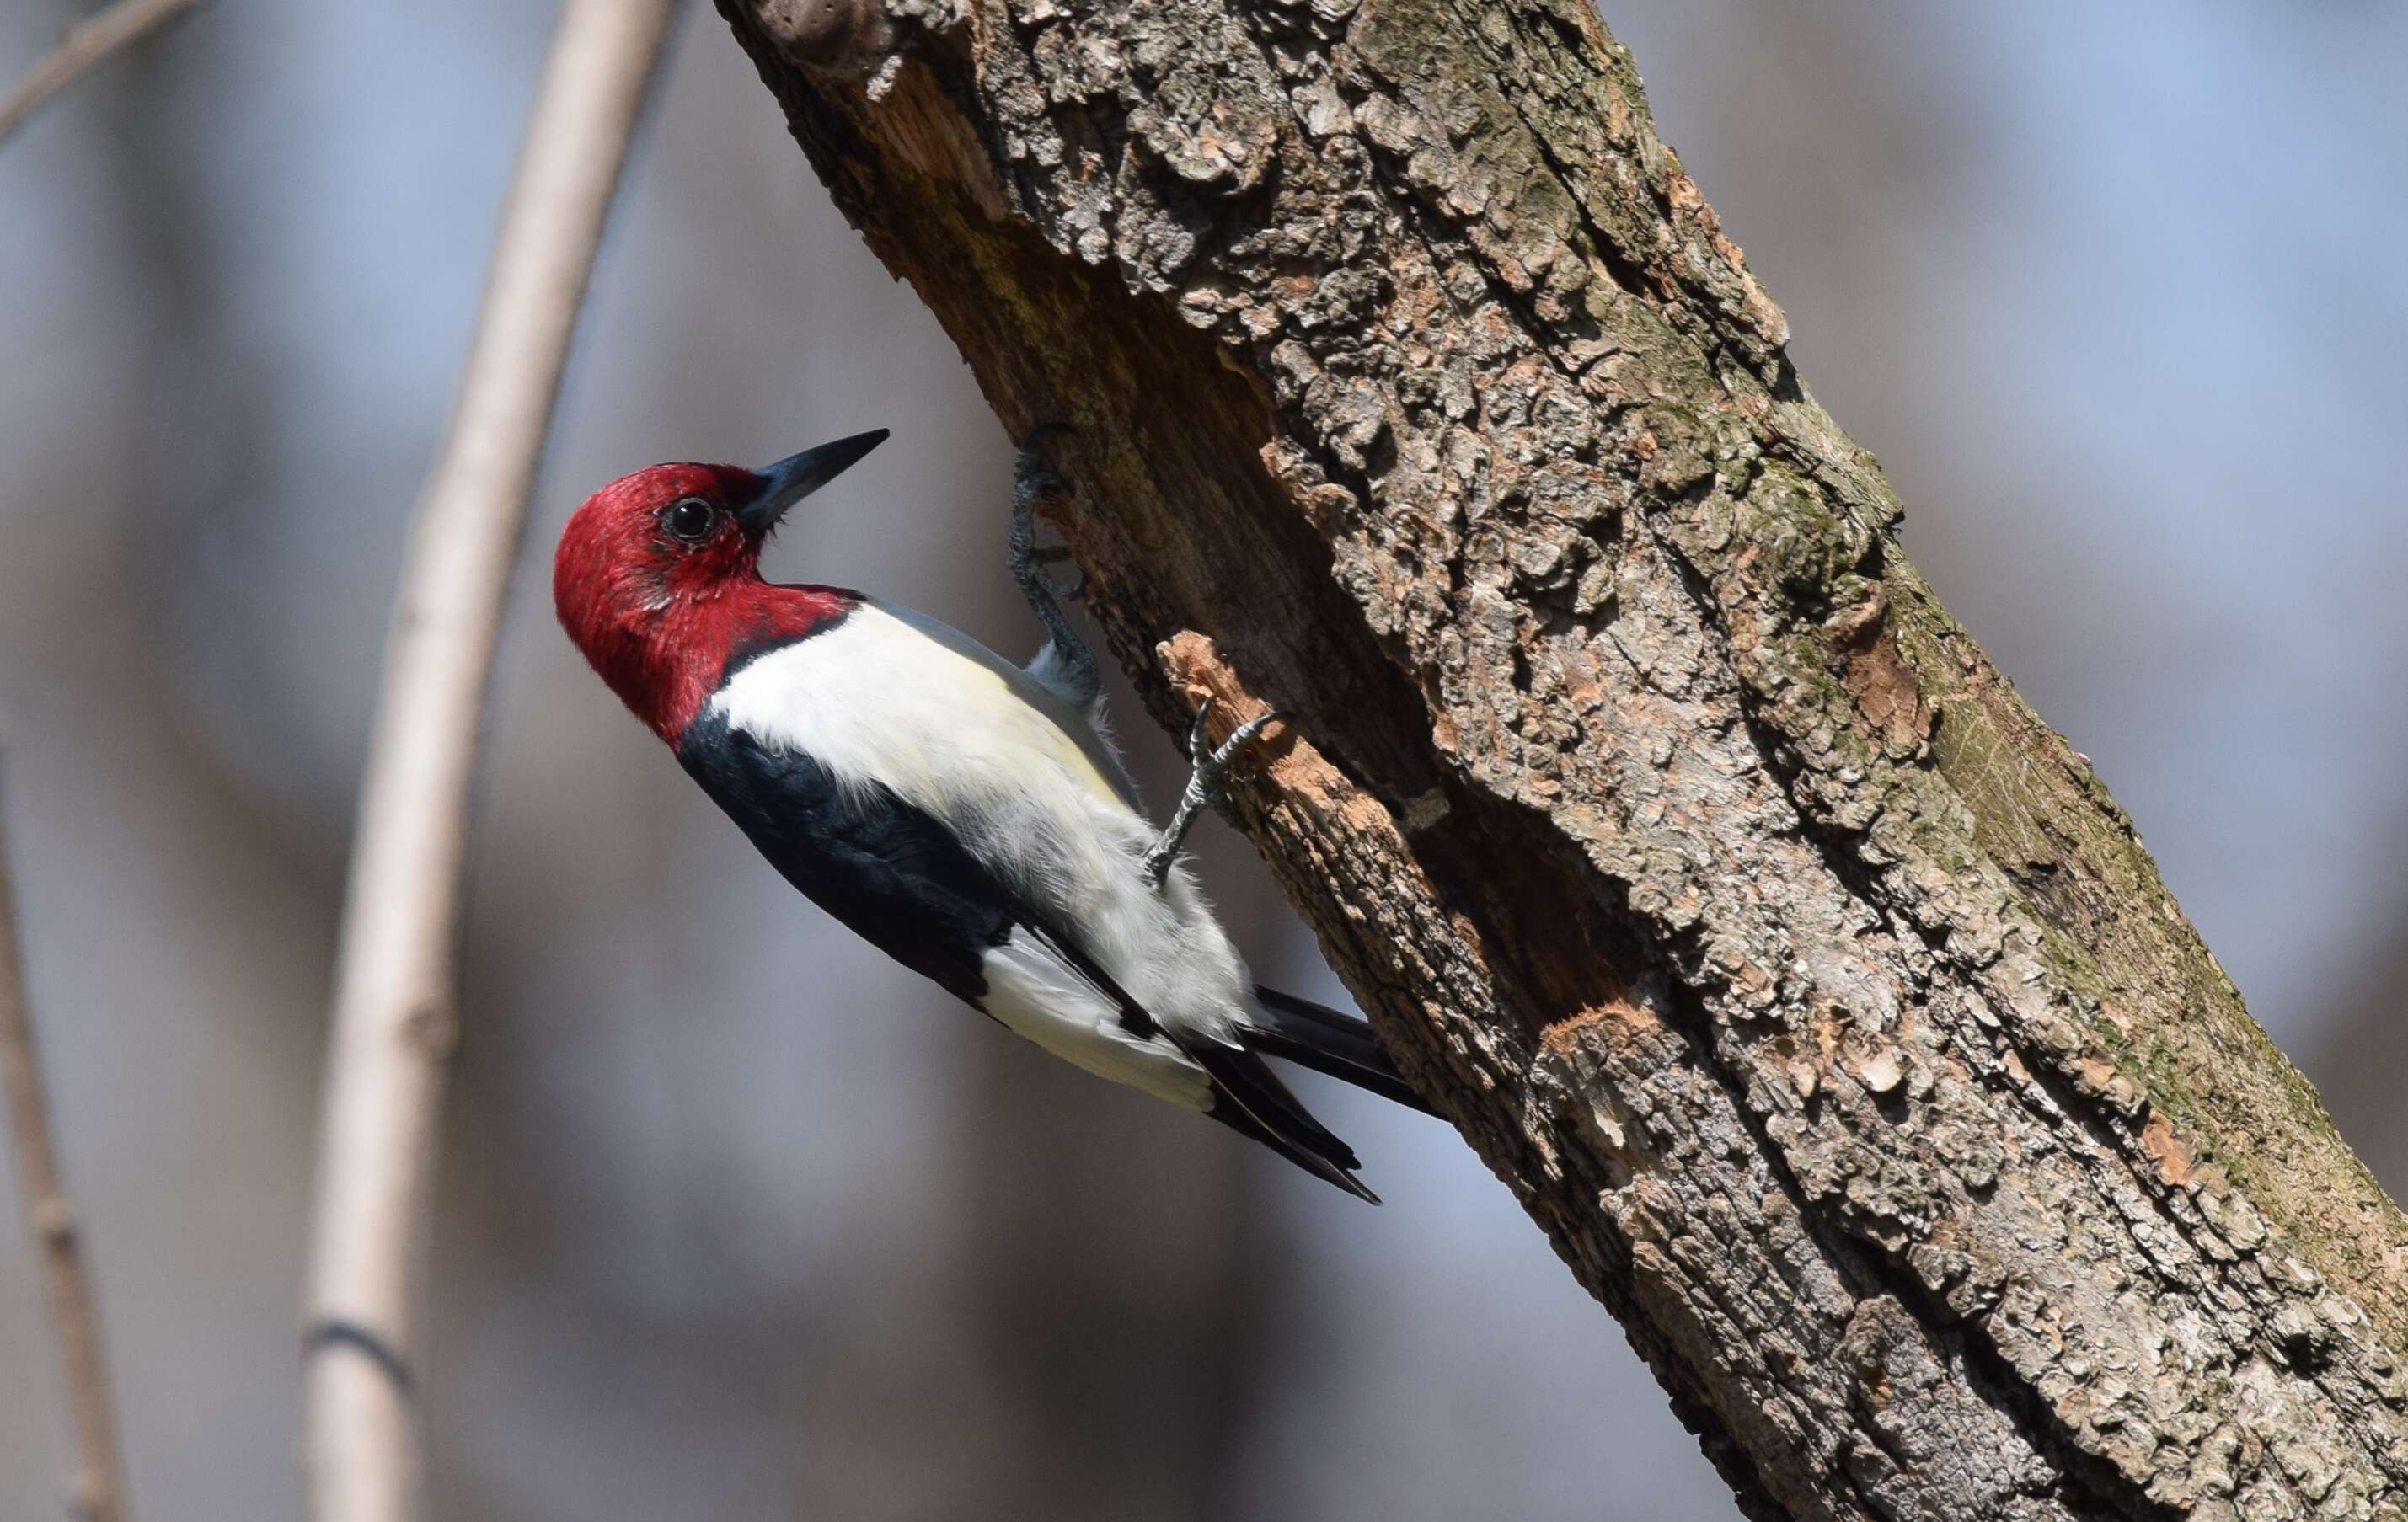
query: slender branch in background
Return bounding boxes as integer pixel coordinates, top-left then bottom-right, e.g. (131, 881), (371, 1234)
(299, 3), (675, 1519)
(0, 0), (204, 148)
(0, 751), (134, 1522)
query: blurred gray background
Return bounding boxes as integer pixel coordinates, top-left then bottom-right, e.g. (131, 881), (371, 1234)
(2, 2), (2403, 1518)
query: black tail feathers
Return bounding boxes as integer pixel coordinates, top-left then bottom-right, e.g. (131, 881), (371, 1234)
(1245, 985), (1437, 1117)
(1188, 1039), (1381, 1204)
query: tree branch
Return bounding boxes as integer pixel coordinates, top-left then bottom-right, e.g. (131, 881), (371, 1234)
(0, 0), (203, 148)
(713, 0), (2408, 1514)
(298, 4), (675, 1519)
(0, 751), (134, 1522)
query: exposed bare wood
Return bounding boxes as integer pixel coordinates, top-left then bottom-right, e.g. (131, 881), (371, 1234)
(0, 0), (203, 148)
(712, 0), (2408, 1514)
(298, 4), (676, 1519)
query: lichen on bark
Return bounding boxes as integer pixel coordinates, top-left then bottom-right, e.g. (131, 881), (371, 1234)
(717, 0), (2408, 1513)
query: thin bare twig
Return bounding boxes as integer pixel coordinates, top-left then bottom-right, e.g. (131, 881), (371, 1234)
(0, 0), (204, 148)
(299, 3), (676, 1519)
(0, 752), (134, 1522)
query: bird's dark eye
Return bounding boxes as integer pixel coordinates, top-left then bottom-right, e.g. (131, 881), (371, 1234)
(661, 496), (718, 544)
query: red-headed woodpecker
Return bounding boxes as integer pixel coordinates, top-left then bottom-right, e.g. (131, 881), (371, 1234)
(552, 430), (1430, 1200)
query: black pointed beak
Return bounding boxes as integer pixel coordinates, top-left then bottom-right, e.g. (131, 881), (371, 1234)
(736, 429), (889, 534)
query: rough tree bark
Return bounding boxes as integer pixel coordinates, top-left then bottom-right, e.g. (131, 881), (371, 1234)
(714, 0), (2408, 1515)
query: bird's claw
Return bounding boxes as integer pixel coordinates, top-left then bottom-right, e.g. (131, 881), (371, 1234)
(1182, 696), (1216, 761)
(1185, 695), (1276, 779)
(1010, 430), (1077, 545)
(1030, 543), (1086, 602)
(1202, 702), (1278, 830)
(1014, 478), (1081, 598)
(1144, 697), (1282, 889)
(1212, 705), (1279, 772)
(1013, 422), (1078, 516)
(1017, 467), (1073, 502)
(1014, 426), (1077, 498)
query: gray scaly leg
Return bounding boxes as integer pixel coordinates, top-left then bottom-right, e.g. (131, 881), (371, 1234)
(1011, 425), (1100, 711)
(1143, 697), (1277, 889)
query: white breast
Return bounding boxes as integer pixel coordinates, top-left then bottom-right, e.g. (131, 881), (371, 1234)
(710, 601), (1256, 1059)
(714, 601), (1121, 823)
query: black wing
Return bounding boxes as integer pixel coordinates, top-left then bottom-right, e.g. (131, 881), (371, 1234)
(680, 708), (1383, 1200)
(1248, 985), (1436, 1116)
(1178, 1036), (1381, 1203)
(680, 710), (1019, 1005)
(1012, 927), (1386, 1203)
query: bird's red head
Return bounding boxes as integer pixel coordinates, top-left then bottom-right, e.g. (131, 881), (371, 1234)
(553, 430), (887, 745)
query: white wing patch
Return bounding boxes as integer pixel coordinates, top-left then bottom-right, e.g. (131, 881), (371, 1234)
(717, 601), (1123, 815)
(711, 601), (1257, 1057)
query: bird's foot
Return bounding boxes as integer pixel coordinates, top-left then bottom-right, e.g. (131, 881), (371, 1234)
(1030, 543), (1084, 602)
(1011, 425), (1083, 603)
(1009, 424), (1101, 706)
(1142, 697), (1278, 890)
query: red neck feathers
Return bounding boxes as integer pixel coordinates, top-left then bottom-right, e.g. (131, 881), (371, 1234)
(553, 462), (856, 745)
(564, 575), (854, 745)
